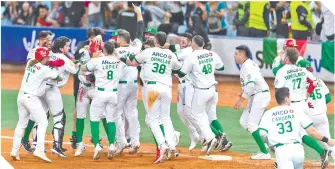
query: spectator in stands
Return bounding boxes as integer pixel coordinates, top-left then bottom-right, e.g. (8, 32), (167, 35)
(185, 2), (195, 28)
(317, 2), (334, 41)
(2, 2), (19, 25)
(144, 1), (171, 29)
(290, 1), (313, 40)
(47, 2), (61, 25)
(101, 2), (125, 29)
(188, 14), (211, 50)
(225, 2), (238, 36)
(116, 2), (139, 40)
(156, 1), (184, 33)
(206, 1), (227, 35)
(275, 1), (289, 38)
(192, 2), (208, 28)
(14, 2), (33, 25)
(59, 2), (86, 28)
(233, 1), (250, 37)
(248, 1), (270, 37)
(87, 2), (104, 28)
(36, 5), (59, 27)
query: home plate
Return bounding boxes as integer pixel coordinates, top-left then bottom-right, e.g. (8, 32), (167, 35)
(199, 155), (232, 161)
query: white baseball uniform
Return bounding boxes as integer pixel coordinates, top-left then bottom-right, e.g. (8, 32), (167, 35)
(12, 62), (59, 154)
(175, 46), (200, 143)
(307, 79), (331, 149)
(274, 64), (317, 115)
(239, 59), (271, 133)
(135, 47), (180, 149)
(76, 72), (95, 119)
(180, 49), (224, 142)
(42, 52), (79, 148)
(86, 55), (125, 123)
(114, 41), (142, 147)
(272, 55), (304, 70)
(259, 105), (313, 169)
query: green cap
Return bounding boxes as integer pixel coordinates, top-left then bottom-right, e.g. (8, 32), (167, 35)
(112, 29), (121, 37)
(145, 27), (157, 35)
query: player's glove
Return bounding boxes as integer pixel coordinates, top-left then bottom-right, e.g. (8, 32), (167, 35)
(48, 59), (65, 67)
(89, 39), (102, 54)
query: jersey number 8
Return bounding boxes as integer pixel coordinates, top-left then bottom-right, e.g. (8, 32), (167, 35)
(107, 70), (114, 80)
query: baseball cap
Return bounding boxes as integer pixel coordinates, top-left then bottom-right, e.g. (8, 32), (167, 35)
(284, 39), (298, 48)
(35, 47), (50, 61)
(111, 29), (121, 41)
(145, 27), (157, 35)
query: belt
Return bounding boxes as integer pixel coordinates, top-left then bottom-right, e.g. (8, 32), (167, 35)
(119, 80), (138, 84)
(80, 81), (92, 87)
(179, 80), (185, 84)
(274, 141), (300, 148)
(251, 90), (269, 96)
(291, 100), (303, 103)
(193, 84), (215, 90)
(97, 87), (117, 92)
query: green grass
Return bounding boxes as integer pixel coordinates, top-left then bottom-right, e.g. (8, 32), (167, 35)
(1, 89), (333, 161)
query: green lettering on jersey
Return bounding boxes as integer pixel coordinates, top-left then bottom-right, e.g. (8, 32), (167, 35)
(277, 121), (293, 134)
(202, 64), (212, 75)
(310, 88), (322, 100)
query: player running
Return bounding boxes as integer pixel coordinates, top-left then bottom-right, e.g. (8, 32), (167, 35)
(80, 41), (125, 160)
(274, 48), (331, 168)
(233, 45), (272, 160)
(259, 87), (334, 169)
(11, 47), (62, 163)
(121, 31), (181, 163)
(178, 35), (225, 155)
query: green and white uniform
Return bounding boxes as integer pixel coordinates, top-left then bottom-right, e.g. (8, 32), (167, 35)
(259, 105), (313, 169)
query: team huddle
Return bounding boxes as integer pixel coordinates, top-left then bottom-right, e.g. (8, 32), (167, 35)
(9, 4), (334, 169)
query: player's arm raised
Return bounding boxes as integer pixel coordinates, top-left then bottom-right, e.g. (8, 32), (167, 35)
(306, 71), (318, 96)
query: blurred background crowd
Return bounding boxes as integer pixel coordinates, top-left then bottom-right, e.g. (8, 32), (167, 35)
(1, 1), (334, 41)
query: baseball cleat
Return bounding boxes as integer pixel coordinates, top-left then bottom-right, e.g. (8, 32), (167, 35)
(250, 152), (271, 160)
(129, 142), (140, 154)
(21, 139), (33, 153)
(154, 149), (160, 162)
(115, 142), (129, 156)
(70, 135), (77, 149)
(90, 138), (103, 149)
(33, 149), (51, 163)
(51, 145), (67, 158)
(93, 144), (103, 160)
(274, 162), (278, 169)
(205, 138), (217, 155)
(10, 151), (20, 161)
(154, 143), (169, 164)
(107, 144), (116, 160)
(216, 133), (228, 150)
(220, 141), (233, 152)
(189, 134), (200, 151)
(74, 142), (86, 157)
(321, 149), (330, 169)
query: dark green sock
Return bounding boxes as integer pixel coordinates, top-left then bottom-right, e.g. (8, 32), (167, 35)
(211, 120), (224, 133)
(23, 120), (35, 141)
(210, 125), (220, 137)
(153, 124), (166, 149)
(101, 118), (109, 138)
(302, 135), (324, 155)
(76, 118), (85, 143)
(90, 121), (100, 147)
(252, 129), (268, 154)
(107, 122), (116, 145)
(72, 131), (76, 137)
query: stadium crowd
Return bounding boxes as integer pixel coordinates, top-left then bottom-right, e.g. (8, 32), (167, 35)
(1, 1), (334, 41)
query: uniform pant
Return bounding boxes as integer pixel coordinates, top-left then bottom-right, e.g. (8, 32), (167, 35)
(115, 81), (140, 146)
(240, 91), (271, 133)
(143, 82), (175, 149)
(177, 82), (199, 140)
(309, 114), (331, 150)
(76, 85), (95, 119)
(90, 90), (117, 122)
(275, 144), (304, 169)
(185, 83), (215, 142)
(12, 93), (48, 153)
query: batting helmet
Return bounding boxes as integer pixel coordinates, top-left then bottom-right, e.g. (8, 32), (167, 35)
(284, 39), (298, 48)
(35, 47), (50, 61)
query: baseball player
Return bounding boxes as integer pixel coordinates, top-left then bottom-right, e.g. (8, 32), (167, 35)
(272, 39), (312, 76)
(80, 41), (125, 160)
(21, 30), (54, 152)
(274, 48), (331, 168)
(177, 35), (226, 155)
(259, 87), (335, 169)
(233, 45), (271, 160)
(11, 47), (62, 163)
(42, 36), (81, 157)
(121, 31), (181, 163)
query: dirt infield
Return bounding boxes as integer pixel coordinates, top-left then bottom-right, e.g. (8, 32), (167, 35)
(1, 71), (334, 169)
